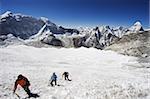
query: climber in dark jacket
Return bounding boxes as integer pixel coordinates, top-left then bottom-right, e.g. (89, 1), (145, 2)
(62, 72), (71, 81)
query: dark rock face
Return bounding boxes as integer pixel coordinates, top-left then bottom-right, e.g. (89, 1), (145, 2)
(50, 38), (63, 46)
(41, 38), (63, 47)
(0, 15), (45, 39)
(105, 31), (150, 57)
(37, 25), (79, 35)
(59, 26), (79, 34)
(73, 37), (86, 48)
(139, 27), (144, 31)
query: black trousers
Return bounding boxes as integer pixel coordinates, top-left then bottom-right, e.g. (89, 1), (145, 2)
(23, 86), (32, 96)
(50, 80), (57, 86)
(65, 76), (69, 80)
(23, 86), (40, 98)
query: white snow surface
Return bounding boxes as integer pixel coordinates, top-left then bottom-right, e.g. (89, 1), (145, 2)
(0, 45), (150, 99)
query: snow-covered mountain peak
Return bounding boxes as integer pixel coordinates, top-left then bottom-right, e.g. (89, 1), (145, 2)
(40, 17), (49, 23)
(0, 11), (13, 19)
(0, 11), (33, 22)
(134, 21), (142, 26)
(40, 17), (57, 27)
(129, 21), (144, 33)
(113, 26), (124, 30)
(96, 25), (112, 35)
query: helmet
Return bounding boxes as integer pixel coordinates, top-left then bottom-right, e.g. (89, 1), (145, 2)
(18, 74), (23, 79)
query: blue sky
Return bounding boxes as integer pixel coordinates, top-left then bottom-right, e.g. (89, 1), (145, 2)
(0, 0), (149, 28)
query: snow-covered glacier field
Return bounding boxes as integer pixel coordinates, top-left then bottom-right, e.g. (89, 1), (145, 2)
(0, 45), (150, 99)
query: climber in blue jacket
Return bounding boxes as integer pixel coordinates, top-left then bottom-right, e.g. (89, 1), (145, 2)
(50, 72), (57, 86)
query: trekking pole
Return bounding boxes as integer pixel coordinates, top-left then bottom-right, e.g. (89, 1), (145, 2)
(14, 93), (21, 99)
(48, 79), (51, 86)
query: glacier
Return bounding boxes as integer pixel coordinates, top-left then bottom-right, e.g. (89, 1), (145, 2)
(0, 45), (150, 99)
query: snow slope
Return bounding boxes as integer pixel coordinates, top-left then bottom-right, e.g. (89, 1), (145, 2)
(0, 45), (150, 99)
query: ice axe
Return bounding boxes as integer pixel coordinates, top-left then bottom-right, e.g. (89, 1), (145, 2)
(14, 92), (21, 99)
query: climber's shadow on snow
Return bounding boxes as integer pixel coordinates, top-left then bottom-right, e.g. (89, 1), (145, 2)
(48, 84), (64, 87)
(57, 84), (64, 87)
(28, 93), (40, 98)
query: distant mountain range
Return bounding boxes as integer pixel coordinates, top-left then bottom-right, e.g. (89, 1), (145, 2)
(1, 11), (149, 57)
